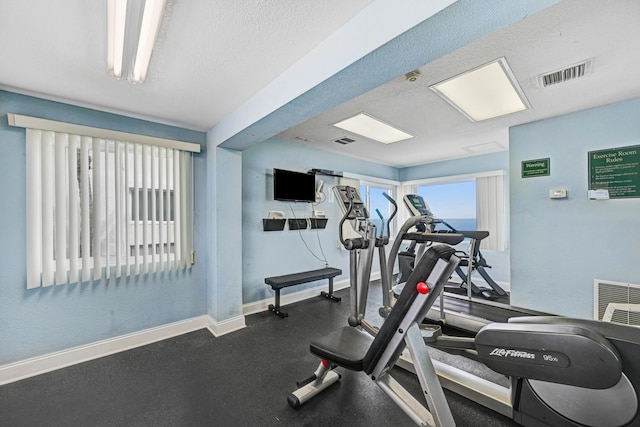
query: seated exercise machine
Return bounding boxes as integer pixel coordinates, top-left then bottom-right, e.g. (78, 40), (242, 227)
(401, 194), (506, 300)
(288, 244), (461, 427)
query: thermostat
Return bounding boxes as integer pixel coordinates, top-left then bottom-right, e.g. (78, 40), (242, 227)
(549, 188), (568, 199)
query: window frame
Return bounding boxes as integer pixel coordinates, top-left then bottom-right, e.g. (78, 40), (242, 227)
(403, 170), (507, 251)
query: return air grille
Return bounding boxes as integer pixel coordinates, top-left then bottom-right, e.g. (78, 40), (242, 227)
(334, 137), (355, 145)
(537, 59), (593, 88)
(594, 279), (640, 326)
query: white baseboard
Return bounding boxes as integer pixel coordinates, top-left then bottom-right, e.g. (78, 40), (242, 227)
(243, 272), (384, 316)
(207, 314), (246, 336)
(0, 314), (241, 386)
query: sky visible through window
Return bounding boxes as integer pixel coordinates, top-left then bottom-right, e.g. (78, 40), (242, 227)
(418, 181), (476, 231)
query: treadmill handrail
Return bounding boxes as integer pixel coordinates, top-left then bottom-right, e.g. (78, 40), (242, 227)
(386, 216), (463, 288)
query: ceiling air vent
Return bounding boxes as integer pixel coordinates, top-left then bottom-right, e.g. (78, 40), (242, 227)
(334, 137), (355, 145)
(537, 59), (593, 88)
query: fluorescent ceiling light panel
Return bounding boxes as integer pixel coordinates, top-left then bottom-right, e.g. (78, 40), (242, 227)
(107, 0), (166, 84)
(332, 113), (413, 144)
(430, 58), (530, 121)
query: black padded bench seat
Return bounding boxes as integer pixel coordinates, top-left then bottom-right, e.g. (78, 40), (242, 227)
(265, 267), (342, 318)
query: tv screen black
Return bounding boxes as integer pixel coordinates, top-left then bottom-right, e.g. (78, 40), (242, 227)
(273, 168), (316, 203)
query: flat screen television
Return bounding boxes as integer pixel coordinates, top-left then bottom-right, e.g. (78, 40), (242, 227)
(273, 168), (316, 203)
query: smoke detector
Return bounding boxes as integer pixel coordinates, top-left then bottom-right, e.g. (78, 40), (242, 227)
(405, 70), (421, 82)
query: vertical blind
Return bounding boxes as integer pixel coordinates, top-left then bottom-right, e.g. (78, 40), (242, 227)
(20, 119), (197, 289)
(476, 174), (505, 251)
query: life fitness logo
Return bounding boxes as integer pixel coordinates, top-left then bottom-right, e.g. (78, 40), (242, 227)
(489, 348), (536, 359)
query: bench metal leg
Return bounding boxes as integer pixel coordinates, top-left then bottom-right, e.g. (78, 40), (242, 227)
(268, 289), (288, 318)
(320, 277), (342, 302)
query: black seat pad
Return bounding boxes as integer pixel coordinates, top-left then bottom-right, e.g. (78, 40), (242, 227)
(310, 327), (374, 371)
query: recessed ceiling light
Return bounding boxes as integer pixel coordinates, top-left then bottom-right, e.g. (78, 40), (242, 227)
(332, 113), (413, 144)
(430, 57), (530, 122)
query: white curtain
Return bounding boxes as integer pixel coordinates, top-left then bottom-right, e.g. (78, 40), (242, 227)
(476, 174), (505, 251)
(26, 129), (193, 288)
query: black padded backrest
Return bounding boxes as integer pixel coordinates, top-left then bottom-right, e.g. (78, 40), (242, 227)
(362, 245), (455, 374)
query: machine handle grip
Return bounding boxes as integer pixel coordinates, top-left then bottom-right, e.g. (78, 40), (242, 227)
(382, 192), (397, 239)
(375, 208), (385, 237)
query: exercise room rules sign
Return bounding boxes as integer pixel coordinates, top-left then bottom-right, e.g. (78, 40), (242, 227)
(589, 144), (640, 198)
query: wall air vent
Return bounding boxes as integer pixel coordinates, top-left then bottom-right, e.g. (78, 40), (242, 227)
(537, 59), (593, 88)
(334, 137), (355, 145)
(594, 279), (640, 327)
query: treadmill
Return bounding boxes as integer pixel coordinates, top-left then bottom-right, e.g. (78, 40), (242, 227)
(400, 194), (549, 333)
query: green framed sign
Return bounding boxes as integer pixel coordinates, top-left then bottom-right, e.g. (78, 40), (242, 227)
(521, 158), (550, 178)
(588, 145), (640, 199)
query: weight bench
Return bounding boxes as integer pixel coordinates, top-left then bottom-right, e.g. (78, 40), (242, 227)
(264, 267), (342, 318)
(288, 245), (460, 426)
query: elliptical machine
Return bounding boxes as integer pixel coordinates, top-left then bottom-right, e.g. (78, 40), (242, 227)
(408, 315), (640, 426)
(330, 185), (408, 328)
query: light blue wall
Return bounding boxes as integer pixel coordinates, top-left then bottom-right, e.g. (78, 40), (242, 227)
(0, 91), (207, 364)
(0, 0), (564, 365)
(510, 98), (640, 317)
(205, 143), (244, 322)
(399, 151), (508, 182)
(399, 151), (511, 283)
(241, 138), (398, 304)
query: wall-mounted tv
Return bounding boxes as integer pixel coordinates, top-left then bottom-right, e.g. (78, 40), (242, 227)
(273, 168), (316, 203)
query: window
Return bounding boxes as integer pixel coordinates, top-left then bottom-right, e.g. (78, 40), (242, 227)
(10, 113), (200, 288)
(417, 181), (476, 231)
(413, 171), (505, 251)
(360, 182), (397, 237)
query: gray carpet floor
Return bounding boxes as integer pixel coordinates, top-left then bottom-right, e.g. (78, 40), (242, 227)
(0, 280), (519, 426)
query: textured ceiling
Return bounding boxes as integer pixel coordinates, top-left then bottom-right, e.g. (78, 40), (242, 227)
(2, 1), (638, 168)
(0, 0), (374, 130)
(277, 0), (640, 166)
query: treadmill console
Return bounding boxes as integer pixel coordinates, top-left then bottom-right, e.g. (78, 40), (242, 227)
(403, 194), (433, 217)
